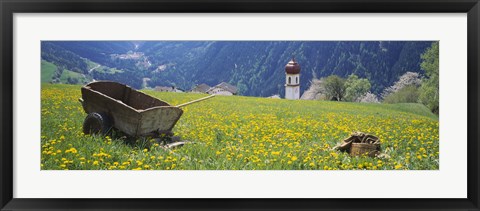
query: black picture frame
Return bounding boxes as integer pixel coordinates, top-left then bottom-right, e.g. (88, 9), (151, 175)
(1, 0), (479, 210)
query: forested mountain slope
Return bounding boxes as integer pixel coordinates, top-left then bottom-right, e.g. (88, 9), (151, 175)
(41, 41), (433, 97)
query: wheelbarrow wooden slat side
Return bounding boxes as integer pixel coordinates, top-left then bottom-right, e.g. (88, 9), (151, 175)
(80, 81), (215, 137)
(138, 107), (183, 136)
(81, 86), (140, 136)
(86, 81), (170, 110)
(125, 88), (170, 110)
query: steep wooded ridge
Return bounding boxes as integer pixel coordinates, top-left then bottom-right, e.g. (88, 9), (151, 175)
(41, 41), (433, 97)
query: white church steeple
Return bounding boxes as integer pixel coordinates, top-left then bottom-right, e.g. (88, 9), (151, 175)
(285, 58), (301, 100)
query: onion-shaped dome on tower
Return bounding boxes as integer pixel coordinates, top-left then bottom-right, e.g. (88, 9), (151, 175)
(285, 58), (301, 74)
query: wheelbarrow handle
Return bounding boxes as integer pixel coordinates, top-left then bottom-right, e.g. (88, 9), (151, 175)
(176, 95), (215, 108)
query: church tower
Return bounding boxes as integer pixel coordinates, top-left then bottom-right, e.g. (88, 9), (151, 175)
(285, 58), (301, 100)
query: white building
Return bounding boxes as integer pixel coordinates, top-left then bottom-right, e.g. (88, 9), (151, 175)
(206, 82), (238, 96)
(285, 58), (301, 100)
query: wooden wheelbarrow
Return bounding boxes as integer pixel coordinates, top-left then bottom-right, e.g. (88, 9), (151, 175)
(78, 81), (214, 137)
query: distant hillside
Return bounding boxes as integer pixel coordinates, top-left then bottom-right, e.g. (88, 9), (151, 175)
(41, 41), (433, 97)
(47, 41), (136, 66)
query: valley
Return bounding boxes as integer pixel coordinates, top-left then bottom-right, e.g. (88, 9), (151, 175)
(41, 41), (434, 97)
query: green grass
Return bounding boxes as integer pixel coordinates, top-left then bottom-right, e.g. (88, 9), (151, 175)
(41, 60), (92, 84)
(86, 60), (123, 74)
(86, 59), (99, 70)
(41, 60), (57, 83)
(59, 69), (90, 84)
(41, 84), (439, 170)
(381, 103), (438, 120)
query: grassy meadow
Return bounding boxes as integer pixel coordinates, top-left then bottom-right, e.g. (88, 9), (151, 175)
(41, 84), (439, 170)
(41, 60), (91, 84)
(41, 61), (57, 83)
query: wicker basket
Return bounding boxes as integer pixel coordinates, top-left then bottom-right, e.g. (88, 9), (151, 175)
(350, 143), (378, 157)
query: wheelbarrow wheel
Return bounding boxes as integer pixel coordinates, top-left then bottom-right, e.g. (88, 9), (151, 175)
(83, 112), (112, 135)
